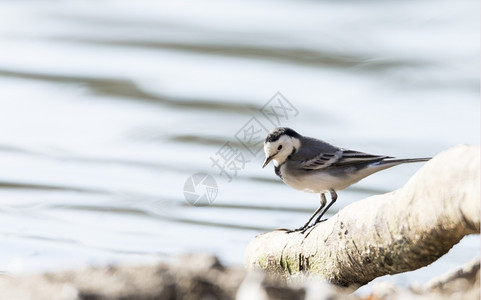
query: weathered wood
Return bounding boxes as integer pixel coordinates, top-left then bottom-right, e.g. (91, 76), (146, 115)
(245, 145), (480, 287)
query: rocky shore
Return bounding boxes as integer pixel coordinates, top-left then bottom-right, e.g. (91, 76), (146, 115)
(0, 254), (478, 300)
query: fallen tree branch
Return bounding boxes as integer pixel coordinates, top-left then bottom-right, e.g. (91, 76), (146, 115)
(245, 145), (480, 287)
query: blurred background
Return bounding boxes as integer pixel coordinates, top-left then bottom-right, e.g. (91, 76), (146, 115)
(0, 0), (478, 293)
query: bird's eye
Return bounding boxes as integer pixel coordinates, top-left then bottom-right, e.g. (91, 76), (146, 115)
(277, 145), (283, 150)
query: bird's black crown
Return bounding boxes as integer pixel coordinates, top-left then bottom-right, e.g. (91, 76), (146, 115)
(265, 127), (300, 143)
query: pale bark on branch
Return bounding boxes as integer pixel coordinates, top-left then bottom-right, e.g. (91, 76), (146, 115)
(245, 145), (480, 287)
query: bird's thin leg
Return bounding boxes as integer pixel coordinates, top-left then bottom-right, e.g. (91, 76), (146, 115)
(288, 193), (327, 233)
(313, 189), (338, 224)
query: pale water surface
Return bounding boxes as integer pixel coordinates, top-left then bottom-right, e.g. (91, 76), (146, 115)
(0, 0), (479, 292)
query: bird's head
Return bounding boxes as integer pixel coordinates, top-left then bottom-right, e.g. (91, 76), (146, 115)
(263, 127), (301, 168)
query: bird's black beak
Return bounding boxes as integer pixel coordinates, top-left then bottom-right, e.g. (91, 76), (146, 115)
(262, 155), (274, 168)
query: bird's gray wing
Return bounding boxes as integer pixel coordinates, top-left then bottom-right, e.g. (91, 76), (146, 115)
(296, 150), (343, 170)
(297, 149), (391, 171)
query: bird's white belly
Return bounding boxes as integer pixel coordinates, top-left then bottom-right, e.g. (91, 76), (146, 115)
(280, 165), (360, 193)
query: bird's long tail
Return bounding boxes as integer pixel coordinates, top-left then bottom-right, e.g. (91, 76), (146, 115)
(351, 157), (431, 183)
(375, 157), (431, 170)
(382, 157), (431, 164)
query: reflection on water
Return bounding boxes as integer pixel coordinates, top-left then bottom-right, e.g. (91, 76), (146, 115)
(0, 0), (479, 290)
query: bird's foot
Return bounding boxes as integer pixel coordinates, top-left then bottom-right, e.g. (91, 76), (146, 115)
(299, 219), (328, 234)
(286, 226), (307, 234)
(286, 219), (328, 234)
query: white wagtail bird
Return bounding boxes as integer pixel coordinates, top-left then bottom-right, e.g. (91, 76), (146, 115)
(262, 127), (430, 233)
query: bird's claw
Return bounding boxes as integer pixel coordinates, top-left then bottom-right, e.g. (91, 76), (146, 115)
(286, 218), (328, 234)
(285, 226), (307, 234)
